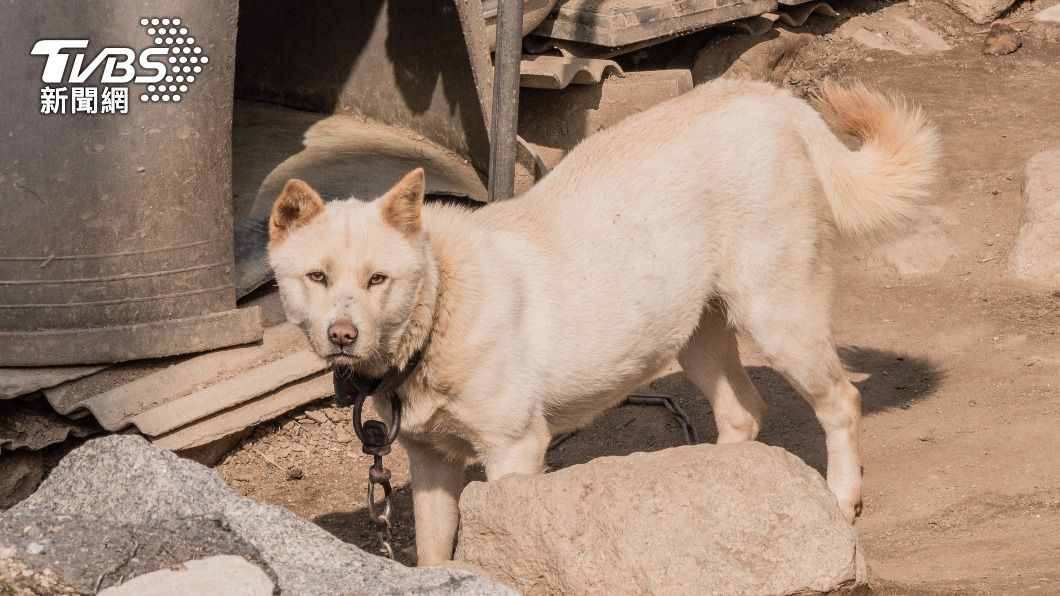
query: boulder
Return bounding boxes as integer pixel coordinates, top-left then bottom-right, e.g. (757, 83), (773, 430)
(98, 555), (273, 596)
(941, 0), (1018, 24)
(1, 435), (514, 595)
(455, 442), (867, 596)
(1011, 151), (1060, 285)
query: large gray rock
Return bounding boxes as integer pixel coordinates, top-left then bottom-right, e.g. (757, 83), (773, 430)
(1011, 151), (1060, 285)
(1, 435), (514, 595)
(99, 555), (274, 596)
(455, 442), (866, 596)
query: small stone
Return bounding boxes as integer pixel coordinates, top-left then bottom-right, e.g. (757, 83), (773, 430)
(26, 542), (45, 555)
(333, 431), (353, 444)
(305, 410), (327, 424)
(983, 24), (1021, 56)
(286, 468), (304, 480)
(0, 546), (15, 559)
(323, 409), (346, 423)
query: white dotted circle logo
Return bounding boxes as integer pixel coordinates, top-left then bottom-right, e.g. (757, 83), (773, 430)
(138, 17), (206, 103)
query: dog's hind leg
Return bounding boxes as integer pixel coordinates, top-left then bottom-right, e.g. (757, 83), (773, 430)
(734, 291), (863, 523)
(678, 307), (767, 443)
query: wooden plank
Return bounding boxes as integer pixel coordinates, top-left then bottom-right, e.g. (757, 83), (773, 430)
(128, 350), (327, 436)
(45, 323), (321, 434)
(152, 374), (334, 451)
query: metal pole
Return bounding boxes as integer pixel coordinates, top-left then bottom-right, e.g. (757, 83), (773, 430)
(487, 0), (523, 202)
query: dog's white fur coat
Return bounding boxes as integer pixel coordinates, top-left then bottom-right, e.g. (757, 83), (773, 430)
(268, 79), (938, 564)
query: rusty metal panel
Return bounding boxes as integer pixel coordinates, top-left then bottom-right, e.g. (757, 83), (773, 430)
(0, 0), (259, 366)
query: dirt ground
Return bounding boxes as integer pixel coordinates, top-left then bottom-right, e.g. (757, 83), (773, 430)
(217, 3), (1060, 593)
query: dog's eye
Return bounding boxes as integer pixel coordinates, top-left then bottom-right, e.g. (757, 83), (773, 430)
(368, 273), (388, 287)
(306, 271), (327, 284)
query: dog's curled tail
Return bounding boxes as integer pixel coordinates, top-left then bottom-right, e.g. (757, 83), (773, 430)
(801, 81), (939, 243)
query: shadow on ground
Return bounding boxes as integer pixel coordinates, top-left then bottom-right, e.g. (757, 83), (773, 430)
(314, 485), (417, 566)
(548, 345), (942, 475)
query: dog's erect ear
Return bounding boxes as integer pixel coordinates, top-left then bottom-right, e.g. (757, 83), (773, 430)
(379, 168), (425, 236)
(270, 179), (325, 243)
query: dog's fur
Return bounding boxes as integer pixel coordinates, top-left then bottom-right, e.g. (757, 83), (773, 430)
(268, 79), (938, 564)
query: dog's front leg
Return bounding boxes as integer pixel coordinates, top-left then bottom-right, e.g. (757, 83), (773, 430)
(405, 440), (465, 565)
(483, 415), (551, 480)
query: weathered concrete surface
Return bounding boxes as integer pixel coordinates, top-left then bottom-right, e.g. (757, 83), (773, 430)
(2, 435), (515, 595)
(98, 555), (274, 596)
(1011, 151), (1060, 285)
(455, 441), (867, 596)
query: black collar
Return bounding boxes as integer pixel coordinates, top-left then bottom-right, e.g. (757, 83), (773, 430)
(332, 348), (425, 407)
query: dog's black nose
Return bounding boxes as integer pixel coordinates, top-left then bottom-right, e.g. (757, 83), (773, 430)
(328, 317), (358, 347)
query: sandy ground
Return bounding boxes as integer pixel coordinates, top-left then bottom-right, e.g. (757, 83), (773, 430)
(217, 3), (1060, 593)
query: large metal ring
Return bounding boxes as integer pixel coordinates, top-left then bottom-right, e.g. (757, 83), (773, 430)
(352, 391), (402, 448)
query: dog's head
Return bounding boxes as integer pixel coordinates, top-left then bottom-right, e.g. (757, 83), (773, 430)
(267, 169), (430, 369)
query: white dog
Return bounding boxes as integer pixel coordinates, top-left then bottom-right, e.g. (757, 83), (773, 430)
(268, 79), (938, 564)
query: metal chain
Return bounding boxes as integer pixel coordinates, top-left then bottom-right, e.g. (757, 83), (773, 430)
(335, 363), (414, 561)
(366, 452), (396, 559)
(548, 390), (700, 451)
